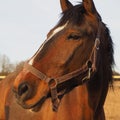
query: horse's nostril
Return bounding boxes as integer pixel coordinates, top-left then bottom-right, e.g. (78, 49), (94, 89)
(18, 83), (29, 96)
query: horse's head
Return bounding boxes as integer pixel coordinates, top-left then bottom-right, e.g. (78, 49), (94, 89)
(13, 0), (113, 112)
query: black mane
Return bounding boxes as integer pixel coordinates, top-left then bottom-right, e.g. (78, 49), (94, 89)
(57, 3), (101, 26)
(58, 4), (85, 26)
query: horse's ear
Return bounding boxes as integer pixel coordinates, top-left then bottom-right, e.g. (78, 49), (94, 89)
(83, 0), (97, 14)
(60, 0), (73, 12)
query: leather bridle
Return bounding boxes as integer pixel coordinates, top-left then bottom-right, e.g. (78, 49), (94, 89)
(24, 22), (101, 112)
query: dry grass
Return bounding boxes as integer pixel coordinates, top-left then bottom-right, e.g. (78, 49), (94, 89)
(104, 81), (120, 120)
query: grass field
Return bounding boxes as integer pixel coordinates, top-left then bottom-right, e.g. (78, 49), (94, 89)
(104, 81), (120, 120)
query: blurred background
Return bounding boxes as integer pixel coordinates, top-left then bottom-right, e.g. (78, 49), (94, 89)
(0, 0), (120, 74)
(0, 1), (120, 119)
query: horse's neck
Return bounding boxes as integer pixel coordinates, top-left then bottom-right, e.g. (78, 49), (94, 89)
(7, 84), (104, 120)
(41, 85), (95, 120)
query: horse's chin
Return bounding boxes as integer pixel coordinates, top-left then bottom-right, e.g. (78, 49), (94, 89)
(17, 96), (47, 112)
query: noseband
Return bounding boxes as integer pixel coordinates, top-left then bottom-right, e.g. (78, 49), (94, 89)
(24, 22), (101, 112)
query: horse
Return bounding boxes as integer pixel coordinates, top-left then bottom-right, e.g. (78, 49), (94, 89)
(0, 0), (114, 120)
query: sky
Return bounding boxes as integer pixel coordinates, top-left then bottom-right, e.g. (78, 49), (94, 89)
(0, 0), (120, 72)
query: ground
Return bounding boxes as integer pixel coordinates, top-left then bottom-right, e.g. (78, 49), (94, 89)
(105, 81), (120, 120)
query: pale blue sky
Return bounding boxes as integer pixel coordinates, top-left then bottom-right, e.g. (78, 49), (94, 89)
(0, 0), (120, 72)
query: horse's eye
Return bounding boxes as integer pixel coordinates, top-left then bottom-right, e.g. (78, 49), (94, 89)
(67, 34), (81, 40)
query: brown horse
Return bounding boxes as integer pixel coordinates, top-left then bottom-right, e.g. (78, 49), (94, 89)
(0, 0), (114, 120)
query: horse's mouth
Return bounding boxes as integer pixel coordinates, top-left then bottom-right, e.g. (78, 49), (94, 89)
(16, 96), (47, 112)
(31, 96), (47, 112)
